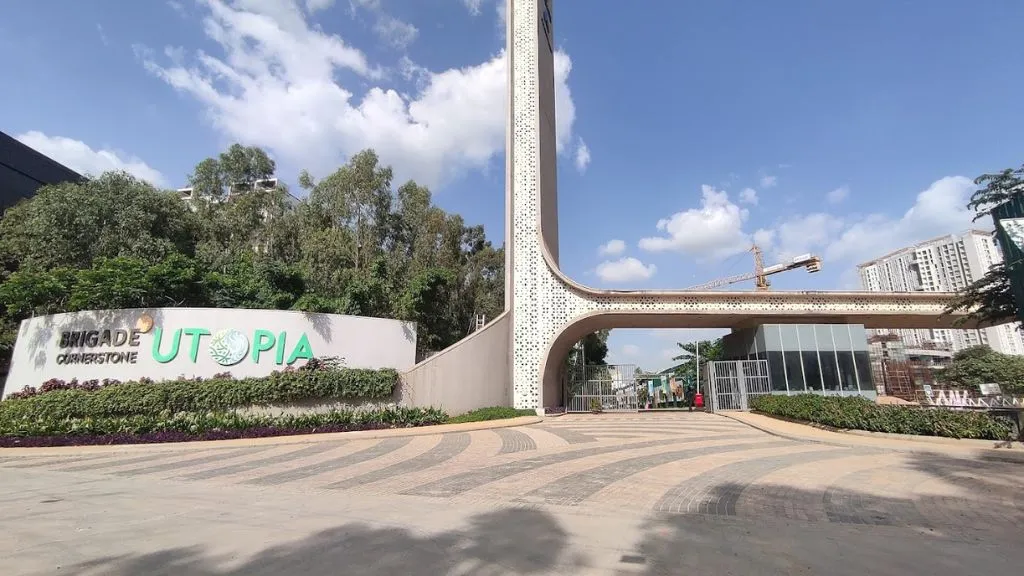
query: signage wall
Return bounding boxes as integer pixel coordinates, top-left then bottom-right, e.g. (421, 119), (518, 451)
(2, 308), (417, 397)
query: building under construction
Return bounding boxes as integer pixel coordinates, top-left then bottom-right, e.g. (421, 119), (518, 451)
(867, 334), (952, 400)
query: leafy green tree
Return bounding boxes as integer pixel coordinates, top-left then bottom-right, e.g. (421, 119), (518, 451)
(672, 338), (724, 381)
(398, 267), (460, 354)
(566, 330), (610, 367)
(945, 163), (1024, 326)
(0, 172), (201, 270)
(937, 345), (1024, 393)
(0, 143), (506, 372)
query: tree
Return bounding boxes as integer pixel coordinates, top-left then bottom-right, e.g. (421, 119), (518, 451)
(0, 143), (506, 372)
(945, 163), (1024, 326)
(671, 338), (724, 382)
(565, 330), (610, 367)
(936, 345), (1024, 394)
(0, 172), (202, 270)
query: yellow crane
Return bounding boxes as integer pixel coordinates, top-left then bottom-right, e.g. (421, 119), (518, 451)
(684, 245), (821, 291)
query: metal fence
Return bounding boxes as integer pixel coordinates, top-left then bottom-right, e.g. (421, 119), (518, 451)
(565, 364), (638, 412)
(706, 360), (771, 412)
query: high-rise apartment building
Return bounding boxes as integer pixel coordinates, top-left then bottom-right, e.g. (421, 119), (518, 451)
(858, 230), (1024, 355)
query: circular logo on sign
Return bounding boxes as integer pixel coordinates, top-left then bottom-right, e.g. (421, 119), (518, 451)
(135, 314), (154, 333)
(208, 329), (249, 366)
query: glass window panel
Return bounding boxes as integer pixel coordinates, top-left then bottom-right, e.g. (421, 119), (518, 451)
(832, 325), (853, 350)
(779, 325), (800, 351)
(802, 351), (822, 391)
(762, 325), (782, 351)
(797, 325), (817, 353)
(815, 325), (836, 352)
(854, 351), (875, 391)
(784, 351), (805, 391)
(836, 351), (858, 391)
(767, 351), (787, 391)
(751, 329), (763, 356)
(819, 350), (840, 391)
(848, 325), (870, 351)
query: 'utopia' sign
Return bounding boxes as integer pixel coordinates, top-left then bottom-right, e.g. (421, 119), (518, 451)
(56, 315), (313, 367)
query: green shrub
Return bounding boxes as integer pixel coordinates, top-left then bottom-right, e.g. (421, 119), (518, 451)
(750, 394), (1013, 440)
(0, 405), (448, 438)
(446, 406), (536, 424)
(0, 366), (400, 421)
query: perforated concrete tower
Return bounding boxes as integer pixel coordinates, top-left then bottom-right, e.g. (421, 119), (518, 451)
(503, 0), (969, 410)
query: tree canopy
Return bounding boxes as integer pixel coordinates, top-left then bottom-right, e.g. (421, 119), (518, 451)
(0, 145), (506, 367)
(936, 345), (1024, 394)
(671, 338), (724, 381)
(945, 163), (1024, 326)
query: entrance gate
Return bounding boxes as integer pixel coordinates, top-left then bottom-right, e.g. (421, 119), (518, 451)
(706, 360), (771, 412)
(565, 364), (638, 412)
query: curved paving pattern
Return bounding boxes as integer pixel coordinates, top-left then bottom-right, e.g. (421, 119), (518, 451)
(2, 413), (1021, 534)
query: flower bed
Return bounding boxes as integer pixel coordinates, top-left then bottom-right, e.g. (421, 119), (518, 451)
(750, 394), (1013, 440)
(0, 406), (448, 447)
(0, 360), (450, 447)
(1, 360), (399, 420)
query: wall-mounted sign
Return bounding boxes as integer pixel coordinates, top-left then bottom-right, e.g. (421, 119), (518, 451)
(3, 308), (417, 397)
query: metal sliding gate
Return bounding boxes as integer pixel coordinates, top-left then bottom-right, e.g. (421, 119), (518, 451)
(565, 364), (639, 412)
(706, 360), (771, 412)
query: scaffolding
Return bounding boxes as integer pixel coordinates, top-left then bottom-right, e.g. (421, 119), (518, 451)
(868, 334), (950, 401)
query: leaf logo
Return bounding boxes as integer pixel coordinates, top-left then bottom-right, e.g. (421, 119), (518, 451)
(208, 329), (249, 366)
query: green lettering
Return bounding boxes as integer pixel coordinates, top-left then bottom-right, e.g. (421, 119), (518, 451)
(151, 327), (182, 363)
(275, 331), (287, 365)
(183, 327), (211, 362)
(286, 333), (314, 365)
(252, 330), (276, 363)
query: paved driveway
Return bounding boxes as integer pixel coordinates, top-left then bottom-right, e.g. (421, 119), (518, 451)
(2, 413), (1021, 575)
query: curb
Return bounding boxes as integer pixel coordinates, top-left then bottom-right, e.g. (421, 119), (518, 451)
(716, 412), (1024, 464)
(0, 416), (544, 457)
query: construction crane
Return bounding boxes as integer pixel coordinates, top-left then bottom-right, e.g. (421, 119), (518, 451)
(685, 245), (822, 291)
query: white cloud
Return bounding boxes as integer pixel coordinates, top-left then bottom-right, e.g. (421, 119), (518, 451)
(137, 0), (579, 190)
(596, 257), (657, 283)
(574, 138), (590, 173)
(760, 174), (777, 188)
(462, 0), (484, 15)
(598, 239), (626, 257)
(638, 185), (753, 259)
(168, 0), (187, 17)
(96, 23), (110, 46)
(827, 186), (849, 204)
(621, 344), (640, 357)
(349, 0), (418, 49)
(306, 0), (334, 11)
(767, 176), (977, 267)
(739, 187), (758, 205)
(16, 131), (167, 187)
(760, 212), (844, 262)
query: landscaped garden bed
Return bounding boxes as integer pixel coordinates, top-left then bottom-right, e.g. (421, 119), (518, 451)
(446, 406), (537, 424)
(750, 394), (1014, 441)
(0, 360), (449, 447)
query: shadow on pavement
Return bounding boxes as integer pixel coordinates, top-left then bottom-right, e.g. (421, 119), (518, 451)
(68, 507), (586, 576)
(628, 450), (1023, 576)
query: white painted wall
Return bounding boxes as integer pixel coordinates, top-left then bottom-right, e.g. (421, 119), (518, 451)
(398, 313), (512, 415)
(3, 308), (417, 397)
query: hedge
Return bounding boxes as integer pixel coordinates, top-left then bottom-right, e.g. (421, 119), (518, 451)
(0, 363), (400, 421)
(0, 406), (448, 446)
(446, 406), (537, 424)
(750, 394), (1014, 440)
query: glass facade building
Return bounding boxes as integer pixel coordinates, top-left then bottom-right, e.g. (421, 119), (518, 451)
(720, 324), (876, 397)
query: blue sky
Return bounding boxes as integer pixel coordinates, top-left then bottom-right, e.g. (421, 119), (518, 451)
(3, 0), (1024, 372)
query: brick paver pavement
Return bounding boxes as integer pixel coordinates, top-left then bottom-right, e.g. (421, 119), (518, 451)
(2, 412), (1022, 575)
